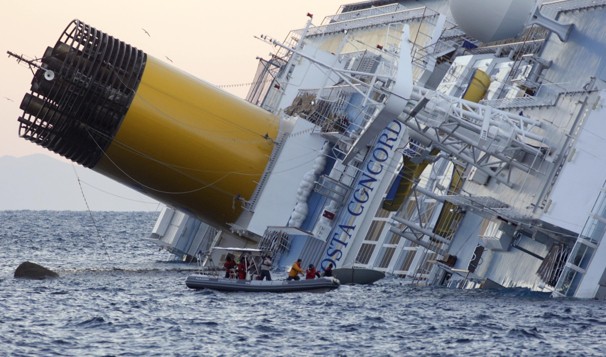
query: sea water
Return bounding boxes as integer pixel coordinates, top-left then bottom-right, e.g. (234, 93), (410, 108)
(1, 211), (605, 356)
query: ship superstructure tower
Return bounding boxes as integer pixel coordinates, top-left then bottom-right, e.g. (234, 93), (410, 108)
(150, 0), (606, 299)
(12, 0), (606, 299)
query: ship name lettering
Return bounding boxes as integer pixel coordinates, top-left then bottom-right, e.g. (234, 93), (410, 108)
(320, 121), (402, 270)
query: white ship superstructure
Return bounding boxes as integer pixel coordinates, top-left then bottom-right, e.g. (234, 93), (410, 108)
(141, 0), (606, 299)
(147, 1), (606, 298)
(13, 0), (606, 300)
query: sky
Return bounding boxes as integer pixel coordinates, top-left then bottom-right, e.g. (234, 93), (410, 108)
(1, 0), (345, 158)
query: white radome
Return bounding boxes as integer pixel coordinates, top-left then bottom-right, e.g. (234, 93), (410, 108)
(449, 0), (538, 42)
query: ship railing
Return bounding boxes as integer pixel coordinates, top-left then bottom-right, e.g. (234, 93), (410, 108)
(553, 211), (606, 296)
(467, 38), (545, 57)
(275, 31), (302, 61)
(539, 80), (599, 96)
(288, 83), (384, 146)
(411, 35), (461, 69)
(323, 3), (402, 24)
(295, 6), (438, 38)
(258, 229), (291, 259)
(246, 55), (286, 107)
(313, 175), (351, 206)
(385, 159), (469, 287)
(543, 0), (606, 15)
(409, 14), (465, 75)
(480, 95), (556, 109)
(441, 27), (467, 40)
(299, 88), (351, 133)
(481, 80), (594, 109)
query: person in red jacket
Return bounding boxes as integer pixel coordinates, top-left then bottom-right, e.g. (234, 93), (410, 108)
(306, 264), (321, 279)
(237, 257), (247, 280)
(223, 256), (236, 278)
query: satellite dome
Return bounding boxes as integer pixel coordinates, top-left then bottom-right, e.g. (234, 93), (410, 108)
(450, 0), (538, 42)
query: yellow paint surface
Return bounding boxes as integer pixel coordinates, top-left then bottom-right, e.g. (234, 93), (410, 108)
(94, 56), (279, 228)
(462, 69), (490, 102)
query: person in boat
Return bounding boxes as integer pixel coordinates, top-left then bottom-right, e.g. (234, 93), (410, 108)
(323, 263), (334, 277)
(260, 255), (272, 281)
(237, 256), (247, 280)
(223, 255), (236, 279)
(287, 258), (304, 281)
(306, 264), (321, 280)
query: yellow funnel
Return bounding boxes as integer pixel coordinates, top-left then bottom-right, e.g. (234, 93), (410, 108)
(17, 20), (279, 228)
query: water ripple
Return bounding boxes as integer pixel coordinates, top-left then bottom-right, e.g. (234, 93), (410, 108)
(1, 211), (606, 356)
(76, 316), (110, 328)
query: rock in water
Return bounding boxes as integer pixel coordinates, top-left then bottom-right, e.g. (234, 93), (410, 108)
(14, 261), (59, 280)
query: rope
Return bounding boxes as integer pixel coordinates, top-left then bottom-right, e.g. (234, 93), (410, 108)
(83, 127), (237, 195)
(78, 179), (158, 205)
(72, 165), (112, 262)
(215, 78), (273, 89)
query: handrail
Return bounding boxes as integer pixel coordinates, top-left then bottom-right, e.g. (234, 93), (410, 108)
(294, 7), (437, 38)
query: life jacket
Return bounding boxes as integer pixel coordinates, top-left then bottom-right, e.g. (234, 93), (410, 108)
(224, 260), (236, 271)
(237, 261), (246, 280)
(288, 262), (303, 278)
(306, 267), (317, 279)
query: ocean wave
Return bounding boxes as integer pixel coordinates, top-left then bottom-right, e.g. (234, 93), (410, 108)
(1, 211), (606, 355)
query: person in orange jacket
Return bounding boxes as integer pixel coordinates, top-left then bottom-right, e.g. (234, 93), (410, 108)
(306, 264), (321, 279)
(287, 258), (304, 281)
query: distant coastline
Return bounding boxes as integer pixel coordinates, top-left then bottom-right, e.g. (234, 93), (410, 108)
(0, 154), (159, 211)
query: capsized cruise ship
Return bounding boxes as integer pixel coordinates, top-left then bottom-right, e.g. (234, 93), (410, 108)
(11, 0), (606, 298)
